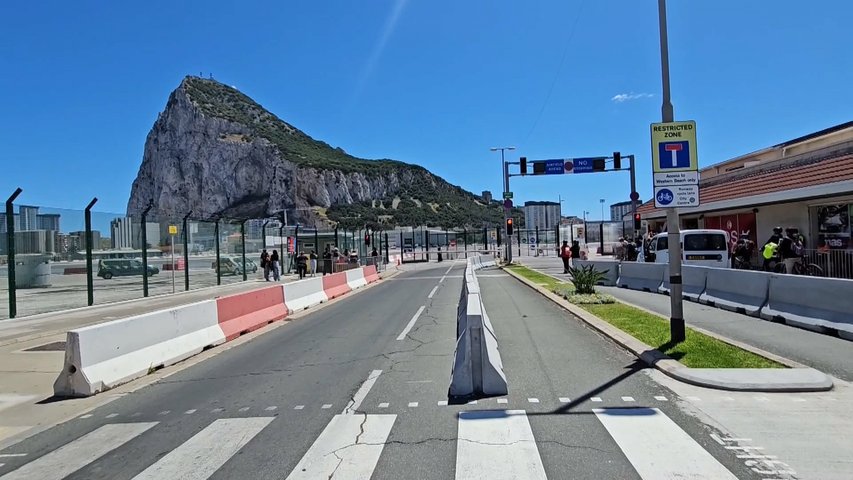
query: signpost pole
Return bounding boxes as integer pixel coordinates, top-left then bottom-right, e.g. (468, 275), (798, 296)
(503, 160), (513, 264)
(629, 155), (639, 239)
(171, 232), (175, 293)
(658, 0), (685, 343)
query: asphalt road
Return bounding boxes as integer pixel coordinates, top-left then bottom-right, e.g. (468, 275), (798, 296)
(0, 261), (765, 479)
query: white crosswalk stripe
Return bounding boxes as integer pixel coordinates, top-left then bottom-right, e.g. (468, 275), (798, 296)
(0, 405), (744, 479)
(132, 417), (273, 479)
(286, 414), (396, 479)
(455, 410), (547, 480)
(0, 422), (157, 480)
(594, 407), (738, 479)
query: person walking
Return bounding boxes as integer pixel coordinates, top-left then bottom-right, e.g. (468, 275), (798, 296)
(270, 249), (281, 281)
(570, 240), (581, 267)
(296, 251), (308, 279)
(323, 246), (332, 275)
(779, 227), (799, 274)
(260, 249), (270, 281)
(309, 250), (318, 276)
(559, 240), (572, 274)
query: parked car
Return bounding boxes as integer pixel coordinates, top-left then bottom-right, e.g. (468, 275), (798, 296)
(647, 229), (730, 268)
(212, 256), (258, 275)
(97, 259), (159, 279)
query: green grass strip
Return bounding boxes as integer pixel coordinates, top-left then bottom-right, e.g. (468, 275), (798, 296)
(504, 264), (566, 290)
(581, 303), (784, 369)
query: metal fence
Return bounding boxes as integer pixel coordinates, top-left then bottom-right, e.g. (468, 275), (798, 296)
(0, 188), (406, 319)
(803, 248), (853, 279)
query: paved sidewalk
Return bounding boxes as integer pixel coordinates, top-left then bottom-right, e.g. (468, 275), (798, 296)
(517, 256), (853, 381)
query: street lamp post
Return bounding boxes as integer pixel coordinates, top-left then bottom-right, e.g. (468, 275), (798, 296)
(583, 211), (589, 244)
(658, 0), (685, 342)
(490, 146), (515, 263)
(599, 199), (605, 255)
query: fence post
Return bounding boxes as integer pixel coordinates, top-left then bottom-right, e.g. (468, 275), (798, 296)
(241, 220), (247, 281)
(183, 211), (192, 291)
(5, 188), (22, 318)
(262, 220), (268, 249)
(517, 226), (521, 257)
(84, 197), (98, 306)
(214, 219), (221, 286)
(384, 231), (389, 264)
(141, 203), (153, 297)
(334, 226), (339, 248)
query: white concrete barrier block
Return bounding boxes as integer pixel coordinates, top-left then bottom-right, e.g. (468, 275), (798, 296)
(659, 265), (709, 302)
(53, 300), (224, 397)
(618, 262), (666, 292)
(283, 277), (328, 313)
(761, 274), (853, 336)
(345, 268), (367, 290)
(699, 268), (768, 316)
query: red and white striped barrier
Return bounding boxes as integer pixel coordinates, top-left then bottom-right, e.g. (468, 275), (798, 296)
(54, 269), (385, 397)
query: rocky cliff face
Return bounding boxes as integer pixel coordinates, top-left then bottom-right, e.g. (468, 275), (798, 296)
(127, 76), (502, 227)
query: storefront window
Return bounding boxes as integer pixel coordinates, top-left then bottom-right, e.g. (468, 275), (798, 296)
(815, 204), (851, 250)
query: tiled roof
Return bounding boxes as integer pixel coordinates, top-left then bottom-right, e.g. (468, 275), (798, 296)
(638, 153), (853, 216)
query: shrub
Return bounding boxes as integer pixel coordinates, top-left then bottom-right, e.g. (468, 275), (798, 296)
(568, 265), (609, 294)
(567, 293), (616, 305)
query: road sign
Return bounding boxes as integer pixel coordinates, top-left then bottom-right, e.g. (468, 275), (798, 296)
(654, 185), (699, 208)
(651, 121), (698, 173)
(529, 236), (536, 245)
(168, 225), (178, 235)
(653, 171), (698, 187)
(630, 191), (640, 201)
(572, 158), (595, 173)
(543, 159), (565, 174)
(503, 192), (513, 199)
(503, 199), (513, 209)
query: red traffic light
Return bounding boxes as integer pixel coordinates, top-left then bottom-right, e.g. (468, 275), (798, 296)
(506, 218), (514, 235)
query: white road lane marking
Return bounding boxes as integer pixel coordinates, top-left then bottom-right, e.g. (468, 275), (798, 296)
(79, 414), (92, 419)
(654, 396), (668, 401)
(158, 411), (170, 416)
(0, 455), (25, 458)
(438, 401), (448, 406)
(239, 407), (250, 412)
(211, 408), (224, 413)
(396, 306), (426, 341)
(497, 399), (508, 404)
(428, 285), (439, 299)
(559, 397), (571, 403)
(455, 410), (547, 480)
(294, 405), (305, 410)
(439, 276), (447, 283)
(184, 409), (196, 415)
(591, 397), (602, 402)
(527, 398), (539, 404)
(0, 422), (156, 480)
(286, 414), (396, 480)
(378, 403), (389, 408)
(132, 418), (273, 480)
(621, 396), (635, 402)
(106, 414), (119, 419)
(321, 404), (332, 409)
(445, 265), (454, 275)
(265, 406), (277, 411)
(343, 369), (382, 415)
(594, 408), (738, 479)
(408, 402), (418, 408)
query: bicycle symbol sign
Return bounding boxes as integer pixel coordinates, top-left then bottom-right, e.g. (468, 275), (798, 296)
(656, 188), (674, 206)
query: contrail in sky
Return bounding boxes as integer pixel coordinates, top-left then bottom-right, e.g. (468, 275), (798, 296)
(347, 0), (409, 111)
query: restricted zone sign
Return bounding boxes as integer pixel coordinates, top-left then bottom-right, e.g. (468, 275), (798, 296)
(651, 120), (700, 208)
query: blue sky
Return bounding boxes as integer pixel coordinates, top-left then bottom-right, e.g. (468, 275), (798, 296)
(1, 0), (850, 224)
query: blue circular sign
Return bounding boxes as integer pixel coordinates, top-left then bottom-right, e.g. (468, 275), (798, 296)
(656, 188), (674, 205)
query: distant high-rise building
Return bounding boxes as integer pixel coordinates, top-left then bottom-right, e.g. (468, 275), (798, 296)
(12, 230), (55, 254)
(610, 201), (643, 222)
(523, 201), (561, 230)
(18, 205), (39, 231)
(37, 213), (61, 232)
(482, 191), (493, 203)
(69, 231), (101, 251)
(111, 217), (134, 249)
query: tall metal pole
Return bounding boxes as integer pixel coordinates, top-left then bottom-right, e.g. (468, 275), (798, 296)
(262, 220), (269, 249)
(629, 155), (639, 238)
(5, 188), (22, 318)
(659, 0), (685, 342)
(214, 219), (221, 286)
(84, 197), (98, 306)
(503, 159), (513, 263)
(241, 220), (247, 281)
(183, 211), (192, 291)
(141, 203), (153, 297)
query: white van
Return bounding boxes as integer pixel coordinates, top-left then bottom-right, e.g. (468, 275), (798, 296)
(647, 229), (730, 268)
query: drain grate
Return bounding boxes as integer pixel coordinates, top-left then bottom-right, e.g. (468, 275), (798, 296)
(23, 341), (66, 352)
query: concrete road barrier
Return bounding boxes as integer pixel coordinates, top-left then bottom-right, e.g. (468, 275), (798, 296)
(449, 263), (508, 398)
(216, 286), (288, 341)
(659, 265), (709, 302)
(322, 271), (352, 299)
(363, 265), (380, 283)
(761, 274), (853, 338)
(345, 268), (368, 290)
(572, 260), (619, 286)
(699, 268), (768, 316)
(618, 262), (665, 292)
(283, 277), (328, 313)
(53, 300), (225, 397)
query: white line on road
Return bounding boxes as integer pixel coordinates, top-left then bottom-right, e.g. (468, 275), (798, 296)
(0, 454), (26, 458)
(559, 397), (571, 403)
(286, 414), (396, 480)
(438, 401), (448, 406)
(594, 408), (738, 480)
(445, 265), (454, 275)
(238, 407), (250, 412)
(591, 397), (602, 402)
(0, 422), (157, 480)
(621, 396), (635, 402)
(439, 276), (447, 283)
(527, 398), (539, 404)
(132, 418), (273, 480)
(428, 285), (439, 299)
(265, 406), (277, 411)
(455, 410), (547, 480)
(294, 405), (305, 410)
(396, 306), (426, 341)
(654, 396), (668, 401)
(408, 402), (418, 408)
(497, 399), (508, 404)
(321, 404), (332, 409)
(343, 369), (382, 415)
(106, 413), (119, 419)
(79, 414), (92, 419)
(378, 402), (389, 408)
(184, 409), (196, 414)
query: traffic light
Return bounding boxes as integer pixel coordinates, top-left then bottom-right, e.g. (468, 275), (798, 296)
(506, 218), (514, 235)
(593, 158), (606, 171)
(613, 151), (621, 170)
(520, 157), (527, 175)
(634, 213), (642, 230)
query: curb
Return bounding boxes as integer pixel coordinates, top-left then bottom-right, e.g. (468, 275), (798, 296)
(503, 266), (833, 392)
